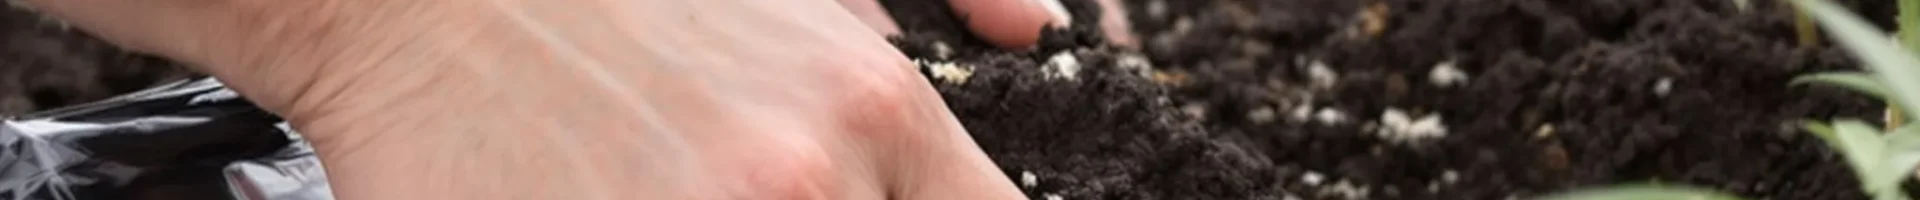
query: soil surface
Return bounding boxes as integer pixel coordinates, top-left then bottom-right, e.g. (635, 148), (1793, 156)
(886, 0), (1897, 199)
(0, 0), (1911, 199)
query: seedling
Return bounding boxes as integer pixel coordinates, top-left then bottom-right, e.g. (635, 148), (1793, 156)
(1545, 0), (1920, 199)
(1541, 185), (1744, 200)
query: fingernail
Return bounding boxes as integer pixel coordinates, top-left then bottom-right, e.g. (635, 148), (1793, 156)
(1034, 0), (1073, 28)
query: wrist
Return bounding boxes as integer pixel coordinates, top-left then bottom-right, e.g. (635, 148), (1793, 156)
(196, 1), (487, 121)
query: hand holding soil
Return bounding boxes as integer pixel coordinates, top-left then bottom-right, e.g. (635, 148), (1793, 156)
(9, 0), (1121, 199)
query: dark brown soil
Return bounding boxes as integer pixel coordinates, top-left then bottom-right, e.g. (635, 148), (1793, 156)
(0, 0), (1910, 199)
(886, 0), (1899, 199)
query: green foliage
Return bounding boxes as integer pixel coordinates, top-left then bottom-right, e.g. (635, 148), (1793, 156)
(1794, 72), (1895, 104)
(1797, 0), (1920, 116)
(1777, 0), (1920, 199)
(1805, 120), (1920, 200)
(1536, 185), (1744, 200)
(1548, 0), (1920, 199)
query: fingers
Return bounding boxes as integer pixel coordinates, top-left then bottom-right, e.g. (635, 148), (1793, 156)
(839, 0), (903, 36)
(948, 0), (1068, 49)
(848, 0), (1135, 50)
(1094, 0), (1137, 47)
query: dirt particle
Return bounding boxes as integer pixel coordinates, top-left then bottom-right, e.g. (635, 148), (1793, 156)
(1045, 52), (1081, 80)
(1249, 106), (1277, 124)
(1151, 70), (1188, 86)
(1540, 143), (1571, 172)
(1146, 0), (1167, 19)
(1308, 60), (1338, 89)
(1533, 124), (1556, 139)
(1734, 0), (1751, 13)
(1171, 17), (1194, 35)
(1323, 180), (1371, 199)
(1118, 54), (1156, 79)
(1184, 104), (1209, 120)
(1358, 1), (1390, 38)
(1442, 170), (1460, 184)
(1315, 108), (1349, 124)
(1044, 193), (1064, 200)
(1429, 60), (1468, 87)
(1290, 104), (1315, 122)
(1238, 39), (1273, 56)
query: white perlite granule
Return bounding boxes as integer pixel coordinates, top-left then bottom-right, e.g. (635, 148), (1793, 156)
(932, 41), (954, 59)
(1045, 52), (1081, 80)
(1117, 53), (1154, 77)
(1308, 60), (1338, 89)
(918, 59), (973, 85)
(1653, 77), (1673, 97)
(1248, 107), (1277, 124)
(1301, 171), (1326, 186)
(1020, 171), (1038, 187)
(1428, 60), (1468, 87)
(1289, 104), (1314, 122)
(1315, 108), (1347, 124)
(1379, 108), (1447, 143)
(1324, 180), (1370, 200)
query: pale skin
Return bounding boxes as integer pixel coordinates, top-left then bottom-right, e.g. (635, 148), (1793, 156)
(18, 0), (1132, 199)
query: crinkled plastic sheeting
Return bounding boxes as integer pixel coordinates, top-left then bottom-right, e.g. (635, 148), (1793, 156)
(0, 78), (332, 200)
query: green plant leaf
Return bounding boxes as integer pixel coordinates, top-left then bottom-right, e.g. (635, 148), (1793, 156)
(1793, 0), (1920, 118)
(1889, 125), (1920, 149)
(1882, 125), (1920, 200)
(1827, 120), (1919, 200)
(1830, 120), (1888, 178)
(1811, 120), (1919, 200)
(1795, 72), (1895, 100)
(1538, 185), (1745, 200)
(1806, 120), (1849, 154)
(1872, 152), (1920, 199)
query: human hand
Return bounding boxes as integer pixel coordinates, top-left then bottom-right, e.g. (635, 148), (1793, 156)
(12, 0), (1132, 199)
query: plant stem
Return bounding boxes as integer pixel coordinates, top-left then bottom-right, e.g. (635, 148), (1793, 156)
(1796, 0), (1823, 47)
(1902, 0), (1920, 48)
(1893, 108), (1906, 130)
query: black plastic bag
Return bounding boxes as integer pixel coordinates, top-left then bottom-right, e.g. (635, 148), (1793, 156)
(0, 78), (332, 200)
